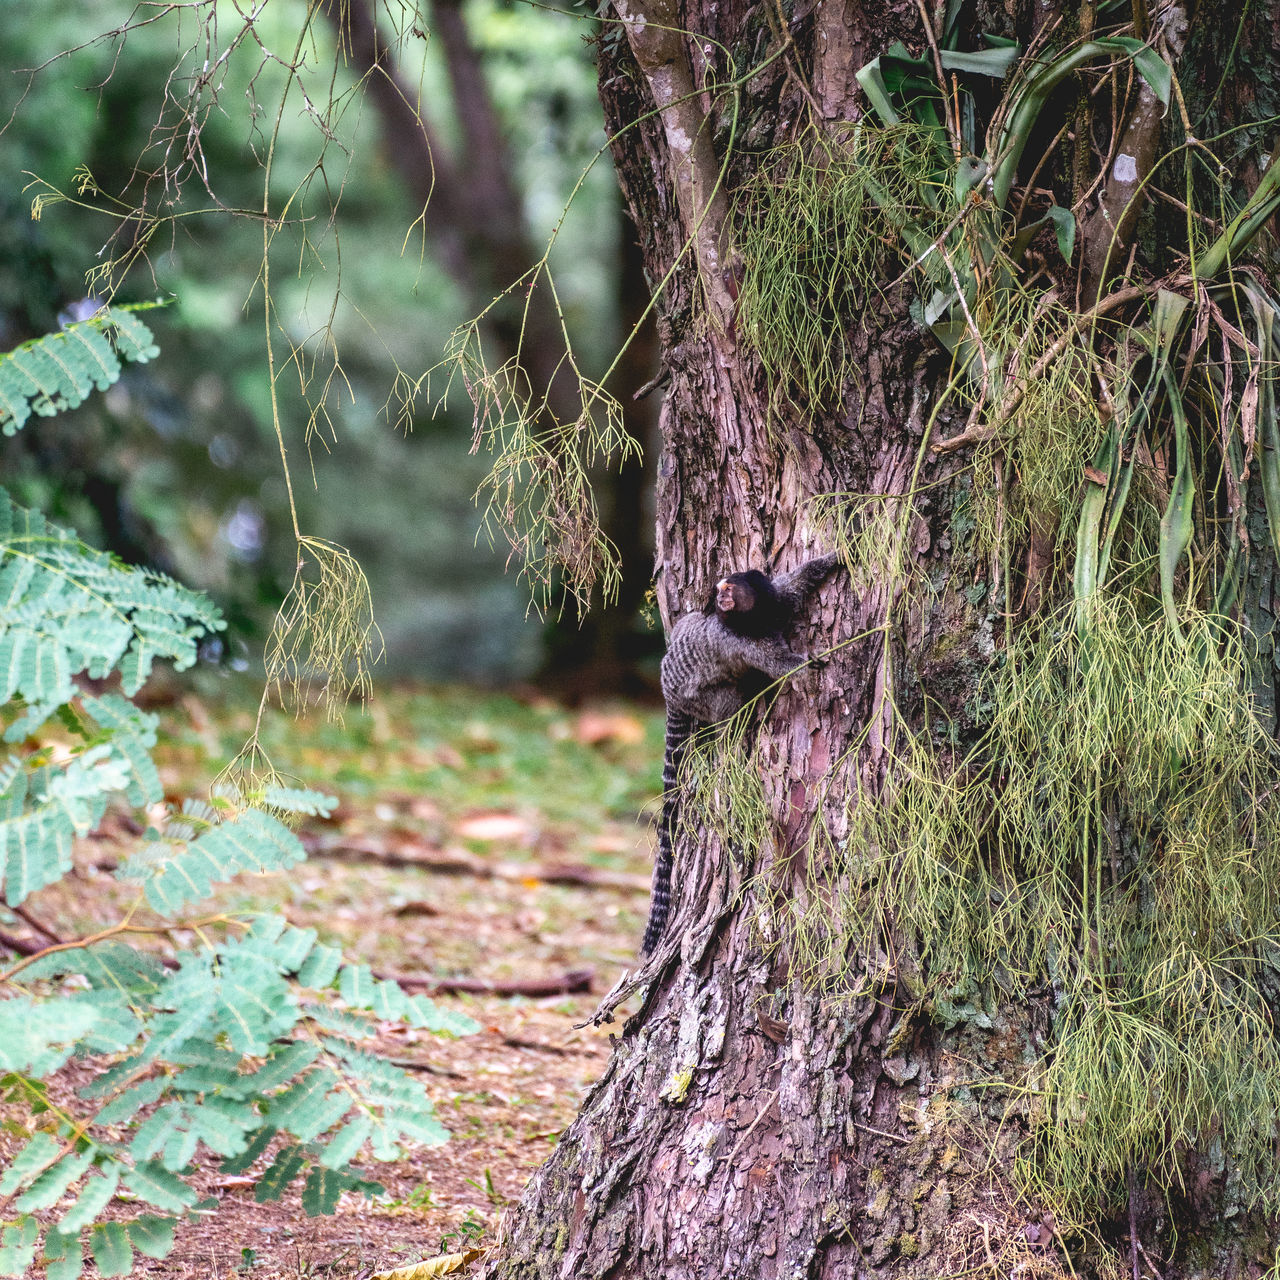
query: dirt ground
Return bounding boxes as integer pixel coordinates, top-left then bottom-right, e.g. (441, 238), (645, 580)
(1, 687), (660, 1279)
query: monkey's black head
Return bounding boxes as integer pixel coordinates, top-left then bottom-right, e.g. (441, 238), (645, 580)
(703, 569), (782, 637)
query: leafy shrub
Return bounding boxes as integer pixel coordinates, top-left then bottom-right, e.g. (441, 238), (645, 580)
(0, 310), (475, 1279)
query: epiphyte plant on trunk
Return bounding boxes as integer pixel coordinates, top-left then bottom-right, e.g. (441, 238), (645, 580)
(457, 0), (1280, 1272)
(730, 4), (1280, 1227)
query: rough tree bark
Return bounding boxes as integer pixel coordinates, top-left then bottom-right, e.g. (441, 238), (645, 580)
(477, 1), (1280, 1276)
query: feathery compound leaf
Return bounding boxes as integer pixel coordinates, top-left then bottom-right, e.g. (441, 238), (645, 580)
(94, 1077), (166, 1126)
(89, 1221), (132, 1278)
(126, 1216), (176, 1261)
(297, 941), (343, 989)
(217, 1125), (277, 1176)
(80, 694), (162, 806)
(58, 1168), (120, 1235)
(0, 996), (99, 1073)
(339, 963), (377, 1007)
(122, 1161), (198, 1213)
(261, 784), (338, 817)
(321, 1114), (374, 1168)
(0, 1215), (38, 1277)
(42, 1230), (82, 1280)
(242, 1040), (322, 1095)
(0, 488), (222, 741)
(268, 1069), (351, 1142)
(138, 808), (307, 912)
(0, 1131), (62, 1194)
(0, 305), (159, 437)
(103, 307), (161, 362)
(24, 938), (167, 988)
(401, 994), (480, 1037)
(13, 1149), (93, 1212)
(303, 1165), (378, 1216)
(255, 1145), (307, 1202)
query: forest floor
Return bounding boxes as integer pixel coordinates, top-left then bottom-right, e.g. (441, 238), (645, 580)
(13, 679), (664, 1279)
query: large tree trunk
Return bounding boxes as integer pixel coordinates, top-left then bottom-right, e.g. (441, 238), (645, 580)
(481, 2), (1280, 1276)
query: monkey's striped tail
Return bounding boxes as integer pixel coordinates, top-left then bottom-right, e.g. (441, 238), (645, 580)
(642, 708), (696, 954)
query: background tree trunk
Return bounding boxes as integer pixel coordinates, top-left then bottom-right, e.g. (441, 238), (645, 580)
(482, 1), (1280, 1275)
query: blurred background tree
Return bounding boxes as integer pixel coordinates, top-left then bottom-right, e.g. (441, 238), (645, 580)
(0, 0), (658, 690)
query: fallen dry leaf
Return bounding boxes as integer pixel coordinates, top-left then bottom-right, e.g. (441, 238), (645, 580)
(573, 711), (645, 746)
(456, 813), (531, 842)
(372, 1248), (486, 1280)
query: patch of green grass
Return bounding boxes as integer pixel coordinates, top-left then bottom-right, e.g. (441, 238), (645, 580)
(158, 678), (664, 849)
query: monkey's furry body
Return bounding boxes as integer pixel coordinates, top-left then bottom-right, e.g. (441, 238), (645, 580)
(643, 554), (840, 954)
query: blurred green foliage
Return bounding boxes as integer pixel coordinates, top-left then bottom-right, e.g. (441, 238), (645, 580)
(0, 0), (622, 681)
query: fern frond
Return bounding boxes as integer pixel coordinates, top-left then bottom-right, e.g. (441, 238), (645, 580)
(0, 304), (159, 437)
(129, 808), (307, 913)
(0, 995), (100, 1075)
(0, 489), (223, 739)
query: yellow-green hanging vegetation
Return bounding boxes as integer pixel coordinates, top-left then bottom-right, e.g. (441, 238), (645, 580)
(723, 13), (1280, 1219)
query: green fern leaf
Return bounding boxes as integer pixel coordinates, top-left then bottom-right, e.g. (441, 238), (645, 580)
(210, 949), (297, 1055)
(146, 974), (218, 1059)
(0, 996), (99, 1073)
(13, 1149), (93, 1212)
(339, 963), (376, 1007)
(58, 1167), (120, 1234)
(268, 1068), (349, 1142)
(94, 1077), (166, 1126)
(368, 975), (407, 1022)
(320, 1115), (374, 1168)
(3, 785), (77, 905)
(261, 784), (338, 817)
(302, 1166), (375, 1217)
(81, 694), (162, 806)
(121, 1160), (197, 1213)
(0, 488), (223, 741)
(255, 1144), (306, 1202)
(0, 1215), (38, 1277)
(308, 1005), (381, 1040)
(167, 1038), (243, 1073)
(81, 1051), (150, 1101)
(0, 1131), (62, 1194)
(401, 994), (479, 1037)
(161, 1122), (198, 1172)
(67, 990), (144, 1058)
(242, 1040), (322, 1095)
(25, 939), (166, 989)
(259, 1064), (350, 1136)
(1, 744), (148, 906)
(0, 305), (159, 437)
(42, 1230), (82, 1280)
(140, 808), (306, 913)
(129, 1105), (184, 1163)
(382, 1108), (452, 1150)
(89, 1221), (132, 1278)
(105, 307), (160, 363)
(297, 941), (343, 989)
(267, 922), (320, 973)
(126, 1215), (176, 1261)
(317, 1046), (450, 1152)
(170, 1060), (245, 1097)
(187, 1098), (260, 1154)
(217, 1125), (276, 1176)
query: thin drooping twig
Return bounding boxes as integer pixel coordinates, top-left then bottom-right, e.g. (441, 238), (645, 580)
(931, 282), (1152, 454)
